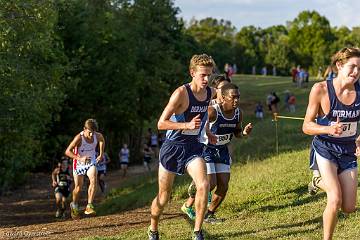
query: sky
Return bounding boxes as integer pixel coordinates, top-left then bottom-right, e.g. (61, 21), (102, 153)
(175, 0), (360, 30)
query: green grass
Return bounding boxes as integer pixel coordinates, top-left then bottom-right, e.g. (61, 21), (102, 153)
(84, 75), (360, 239)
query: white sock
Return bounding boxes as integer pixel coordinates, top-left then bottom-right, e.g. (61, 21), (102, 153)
(313, 170), (321, 177)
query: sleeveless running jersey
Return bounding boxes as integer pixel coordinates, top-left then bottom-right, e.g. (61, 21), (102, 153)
(316, 80), (360, 143)
(78, 131), (98, 164)
(151, 134), (158, 146)
(208, 104), (240, 147)
(57, 168), (70, 188)
(96, 153), (108, 171)
(120, 148), (129, 163)
(165, 84), (211, 144)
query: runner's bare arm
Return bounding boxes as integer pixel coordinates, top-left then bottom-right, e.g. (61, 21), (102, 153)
(208, 105), (216, 122)
(206, 106), (217, 144)
(303, 82), (342, 136)
(234, 110), (252, 138)
(65, 134), (81, 159)
(51, 168), (59, 187)
(96, 133), (105, 163)
(158, 87), (191, 130)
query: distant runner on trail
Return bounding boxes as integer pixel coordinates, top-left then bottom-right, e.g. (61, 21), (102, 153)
(96, 151), (110, 194)
(119, 143), (130, 178)
(65, 119), (105, 219)
(52, 156), (72, 218)
(303, 47), (360, 240)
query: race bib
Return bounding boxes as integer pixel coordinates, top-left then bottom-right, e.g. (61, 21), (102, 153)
(216, 134), (232, 145)
(58, 181), (68, 187)
(329, 121), (357, 138)
(182, 129), (200, 135)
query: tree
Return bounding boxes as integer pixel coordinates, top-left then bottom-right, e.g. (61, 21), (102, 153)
(331, 26), (360, 54)
(55, 0), (191, 163)
(265, 35), (295, 75)
(0, 0), (67, 190)
(185, 17), (236, 70)
(287, 10), (334, 71)
(234, 26), (261, 73)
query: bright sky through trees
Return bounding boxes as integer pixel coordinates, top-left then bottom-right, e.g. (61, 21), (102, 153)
(176, 0), (360, 30)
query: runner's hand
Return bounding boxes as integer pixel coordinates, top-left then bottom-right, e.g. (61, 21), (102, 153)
(78, 155), (90, 164)
(356, 146), (360, 157)
(187, 114), (201, 129)
(207, 132), (217, 145)
(242, 123), (253, 136)
(96, 155), (103, 163)
(329, 117), (342, 136)
(355, 136), (360, 157)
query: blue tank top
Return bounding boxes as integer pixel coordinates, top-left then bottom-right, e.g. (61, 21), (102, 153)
(165, 84), (211, 144)
(208, 104), (240, 147)
(96, 153), (108, 171)
(316, 80), (360, 143)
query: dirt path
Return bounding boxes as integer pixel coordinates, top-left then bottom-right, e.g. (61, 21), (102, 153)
(0, 162), (178, 240)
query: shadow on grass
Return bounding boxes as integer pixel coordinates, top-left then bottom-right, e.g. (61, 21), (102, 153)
(258, 185), (326, 212)
(97, 171), (158, 215)
(229, 184), (326, 214)
(97, 171), (193, 216)
(208, 216), (322, 240)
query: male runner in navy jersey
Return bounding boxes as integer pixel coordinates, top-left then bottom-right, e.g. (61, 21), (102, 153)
(182, 83), (252, 223)
(303, 47), (360, 240)
(147, 54), (216, 240)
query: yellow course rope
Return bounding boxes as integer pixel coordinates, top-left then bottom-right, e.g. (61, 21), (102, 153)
(272, 113), (305, 154)
(273, 113), (304, 121)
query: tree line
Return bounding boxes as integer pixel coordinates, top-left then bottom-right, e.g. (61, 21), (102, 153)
(0, 0), (359, 190)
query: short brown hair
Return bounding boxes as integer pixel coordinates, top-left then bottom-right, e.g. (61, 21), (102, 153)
(189, 54), (215, 72)
(331, 47), (360, 72)
(210, 74), (229, 88)
(84, 119), (98, 131)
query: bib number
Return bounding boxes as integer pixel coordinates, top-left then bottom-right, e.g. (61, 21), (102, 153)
(58, 181), (68, 187)
(216, 134), (232, 145)
(329, 121), (357, 138)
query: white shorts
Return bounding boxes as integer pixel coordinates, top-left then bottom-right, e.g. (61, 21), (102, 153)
(73, 163), (95, 175)
(206, 162), (230, 174)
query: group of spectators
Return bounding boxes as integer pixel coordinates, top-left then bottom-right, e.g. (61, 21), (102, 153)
(291, 66), (309, 88)
(255, 90), (297, 120)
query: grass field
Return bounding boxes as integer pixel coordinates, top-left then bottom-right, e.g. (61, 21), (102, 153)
(85, 75), (360, 239)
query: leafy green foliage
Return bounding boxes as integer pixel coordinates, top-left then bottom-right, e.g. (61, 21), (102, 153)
(287, 10), (334, 70)
(186, 17), (237, 69)
(54, 0), (193, 163)
(0, 0), (68, 190)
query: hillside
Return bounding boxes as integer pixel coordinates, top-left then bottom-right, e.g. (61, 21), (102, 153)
(3, 75), (360, 240)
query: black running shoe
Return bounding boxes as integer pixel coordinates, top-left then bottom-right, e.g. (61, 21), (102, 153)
(193, 230), (204, 240)
(147, 226), (159, 240)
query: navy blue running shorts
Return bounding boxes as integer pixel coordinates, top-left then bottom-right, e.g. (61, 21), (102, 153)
(55, 187), (70, 198)
(159, 141), (204, 175)
(203, 145), (231, 165)
(310, 136), (357, 174)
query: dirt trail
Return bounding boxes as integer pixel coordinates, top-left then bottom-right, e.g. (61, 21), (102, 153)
(0, 162), (175, 240)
